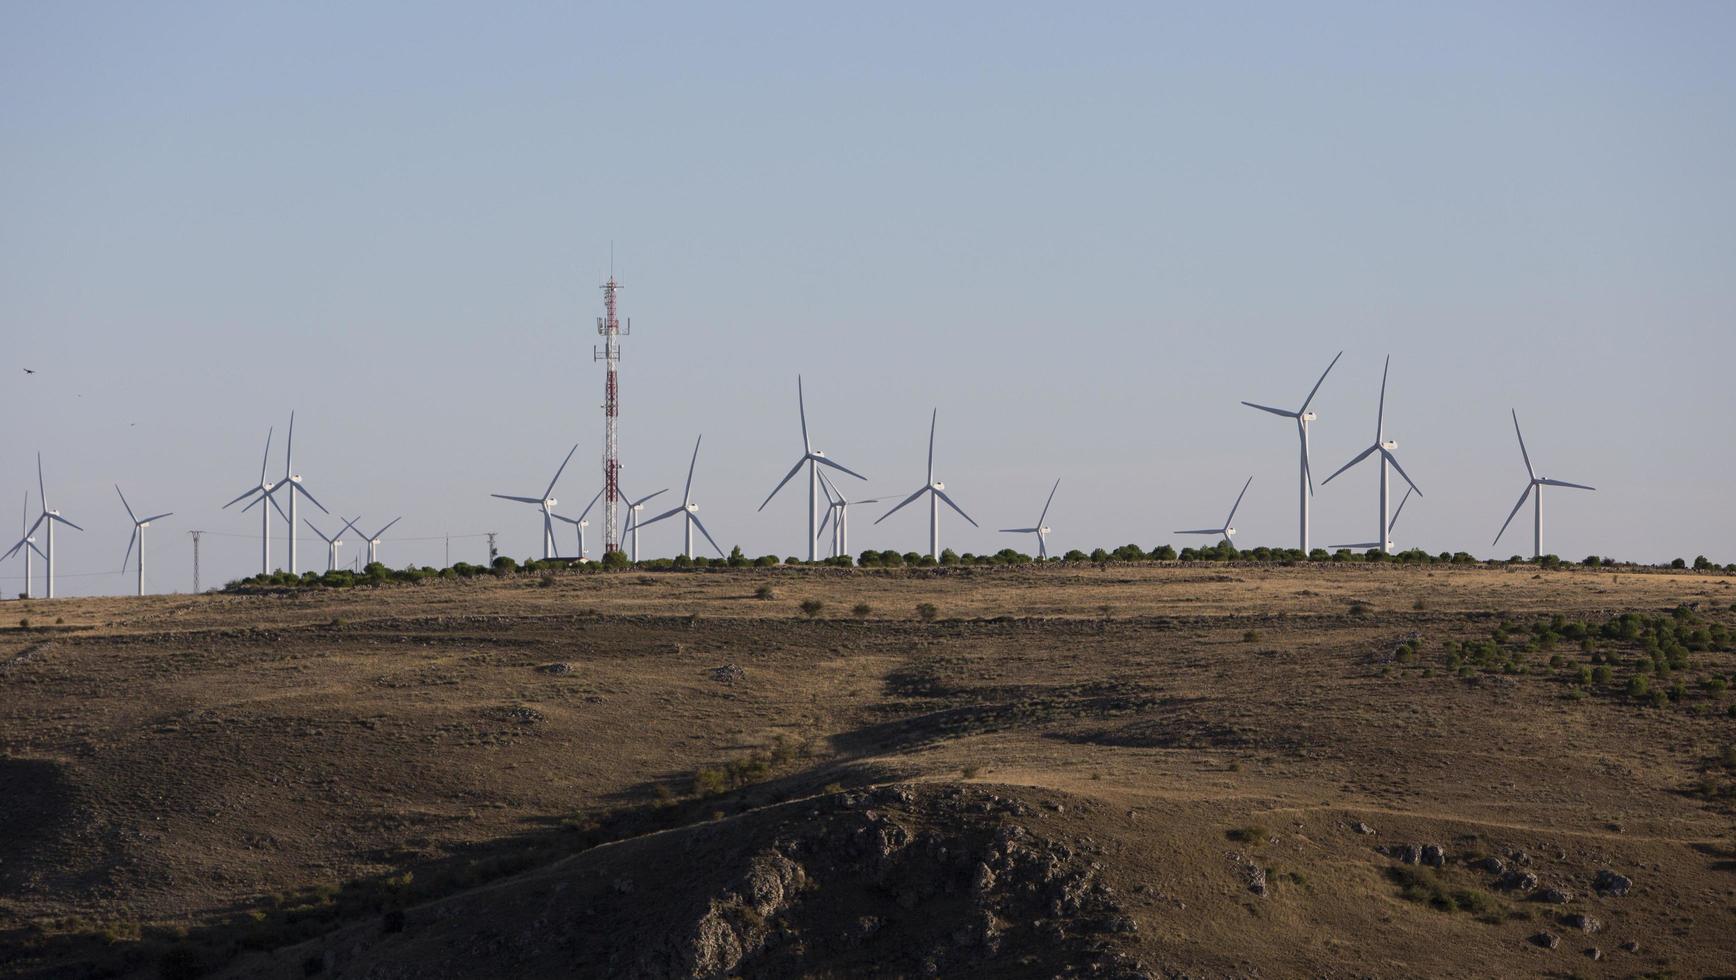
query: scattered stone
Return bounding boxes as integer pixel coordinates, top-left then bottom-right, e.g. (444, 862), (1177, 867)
(1498, 870), (1539, 892)
(1421, 844), (1446, 867)
(1594, 869), (1633, 896)
(1351, 821), (1376, 835)
(1509, 849), (1533, 866)
(1398, 844), (1423, 865)
(1530, 931), (1561, 950)
(1246, 865), (1268, 896)
(1620, 940), (1640, 953)
(537, 662), (573, 675)
(1477, 856), (1506, 874)
(1535, 886), (1573, 905)
(1585, 946), (1602, 961)
(710, 664), (745, 684)
(1562, 913), (1601, 933)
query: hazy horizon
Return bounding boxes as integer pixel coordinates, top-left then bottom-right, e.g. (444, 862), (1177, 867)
(5, 3), (1734, 596)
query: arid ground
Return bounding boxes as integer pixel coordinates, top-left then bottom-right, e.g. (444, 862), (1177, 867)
(2, 564), (1733, 978)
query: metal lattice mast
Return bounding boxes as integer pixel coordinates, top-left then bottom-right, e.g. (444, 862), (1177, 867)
(595, 276), (628, 552)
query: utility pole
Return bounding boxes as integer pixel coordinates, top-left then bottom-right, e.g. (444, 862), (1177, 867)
(444, 534), (450, 568)
(595, 270), (629, 554)
(486, 532), (498, 564)
(188, 530), (203, 593)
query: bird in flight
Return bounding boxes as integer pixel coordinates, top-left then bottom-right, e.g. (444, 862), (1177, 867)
(22, 368), (35, 374)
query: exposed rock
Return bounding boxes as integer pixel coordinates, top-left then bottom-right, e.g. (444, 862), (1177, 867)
(1509, 849), (1533, 866)
(1397, 844), (1423, 865)
(1477, 856), (1506, 874)
(1497, 870), (1539, 892)
(1594, 869), (1633, 896)
(1421, 844), (1446, 867)
(1535, 886), (1573, 905)
(1620, 940), (1640, 953)
(1562, 913), (1601, 933)
(1350, 820), (1377, 835)
(538, 662), (573, 675)
(1585, 946), (1602, 960)
(709, 664), (745, 684)
(1530, 931), (1561, 950)
(1245, 864), (1268, 896)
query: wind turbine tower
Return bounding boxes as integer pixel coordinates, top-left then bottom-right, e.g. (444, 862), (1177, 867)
(595, 275), (629, 555)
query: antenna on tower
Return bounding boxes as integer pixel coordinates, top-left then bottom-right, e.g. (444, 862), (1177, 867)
(595, 268), (631, 554)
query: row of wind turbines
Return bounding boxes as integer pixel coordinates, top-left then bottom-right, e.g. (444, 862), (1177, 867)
(5, 355), (1597, 598)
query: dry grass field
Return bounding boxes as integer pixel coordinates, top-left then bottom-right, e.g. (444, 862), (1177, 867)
(2, 563), (1733, 978)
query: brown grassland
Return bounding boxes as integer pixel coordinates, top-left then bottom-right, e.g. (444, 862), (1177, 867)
(1, 563), (1733, 978)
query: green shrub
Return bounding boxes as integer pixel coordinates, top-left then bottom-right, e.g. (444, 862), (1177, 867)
(916, 602), (938, 622)
(799, 599), (824, 618)
(851, 602), (872, 619)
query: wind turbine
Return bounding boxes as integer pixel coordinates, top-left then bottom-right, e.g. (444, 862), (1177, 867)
(275, 412), (330, 574)
(1174, 476), (1253, 548)
(358, 517), (402, 565)
(875, 409), (977, 560)
(222, 427), (281, 574)
(1493, 410), (1595, 559)
(6, 492), (46, 597)
(305, 517), (361, 572)
(1321, 356), (1422, 555)
(638, 436), (725, 559)
(816, 470), (880, 559)
(1242, 350), (1342, 552)
(759, 376), (866, 561)
(621, 487), (668, 562)
(492, 444), (578, 560)
(3, 457), (83, 598)
(115, 485), (172, 596)
(552, 489), (604, 561)
(1000, 478), (1060, 559)
(1332, 485), (1414, 552)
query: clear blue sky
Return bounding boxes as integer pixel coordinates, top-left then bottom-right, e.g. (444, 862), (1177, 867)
(4, 2), (1734, 595)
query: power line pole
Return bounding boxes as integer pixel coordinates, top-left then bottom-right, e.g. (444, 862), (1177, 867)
(486, 532), (498, 565)
(188, 530), (203, 593)
(444, 534), (450, 568)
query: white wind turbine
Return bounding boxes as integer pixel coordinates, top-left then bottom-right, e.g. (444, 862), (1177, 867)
(816, 470), (880, 559)
(759, 376), (867, 561)
(492, 444), (578, 560)
(222, 427), (282, 574)
(621, 486), (668, 563)
(6, 492), (47, 598)
(1242, 350), (1342, 552)
(552, 489), (604, 561)
(1321, 356), (1422, 555)
(1494, 410), (1595, 559)
(1000, 478), (1060, 559)
(1332, 485), (1414, 552)
(115, 485), (172, 596)
(875, 409), (977, 560)
(305, 516), (361, 572)
(358, 517), (402, 565)
(2, 457), (84, 598)
(1174, 475), (1253, 548)
(639, 436), (725, 559)
(272, 412), (330, 575)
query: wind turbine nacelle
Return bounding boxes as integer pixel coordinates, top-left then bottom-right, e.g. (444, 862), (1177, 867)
(1038, 526), (1051, 535)
(579, 520), (589, 528)
(1225, 527), (1237, 536)
(1300, 411), (1318, 422)
(813, 450), (828, 458)
(291, 475), (303, 484)
(1381, 440), (1398, 450)
(545, 498), (558, 507)
(687, 504), (700, 513)
(932, 482), (945, 490)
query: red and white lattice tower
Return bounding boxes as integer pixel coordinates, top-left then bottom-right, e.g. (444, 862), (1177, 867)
(595, 276), (629, 552)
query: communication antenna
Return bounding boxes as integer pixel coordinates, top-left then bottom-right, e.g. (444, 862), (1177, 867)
(188, 530), (203, 593)
(595, 268), (631, 553)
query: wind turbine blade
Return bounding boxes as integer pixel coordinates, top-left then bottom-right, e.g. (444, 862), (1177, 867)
(223, 486), (261, 509)
(577, 487), (604, 522)
(816, 506), (834, 537)
(268, 493), (290, 524)
(633, 489), (668, 507)
(1174, 529), (1225, 536)
(492, 494), (544, 505)
(115, 485), (138, 524)
(49, 513), (83, 532)
(1376, 355), (1390, 441)
(294, 482), (331, 514)
(689, 513), (725, 558)
(1038, 536), (1047, 559)
(999, 527), (1039, 534)
(1240, 401), (1297, 419)
(875, 486), (928, 524)
(934, 487), (977, 526)
(284, 411), (295, 480)
(544, 443), (580, 500)
(141, 512), (173, 524)
(37, 454), (47, 511)
(1539, 478), (1595, 491)
(259, 427), (274, 487)
(1037, 477), (1060, 527)
(304, 519), (334, 544)
(551, 513), (579, 526)
(121, 527), (137, 573)
(1492, 483), (1533, 546)
(1390, 486), (1414, 531)
(1224, 475), (1254, 528)
(1, 539), (23, 562)
(1297, 350), (1343, 414)
(637, 505), (683, 528)
(758, 458), (806, 511)
(927, 408), (938, 484)
(1299, 418), (1315, 496)
(683, 435), (702, 503)
(797, 375), (810, 452)
(1322, 443), (1378, 486)
(1381, 449), (1422, 496)
(813, 455), (867, 481)
(373, 517), (402, 538)
(338, 516), (364, 539)
(816, 469), (841, 505)
(544, 511), (557, 557)
(1511, 409), (1534, 481)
